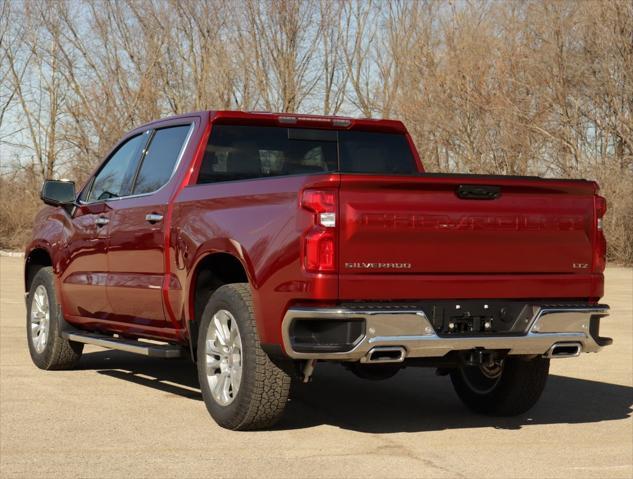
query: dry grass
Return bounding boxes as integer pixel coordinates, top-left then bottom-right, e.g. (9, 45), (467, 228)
(1, 165), (630, 265)
(0, 171), (41, 251)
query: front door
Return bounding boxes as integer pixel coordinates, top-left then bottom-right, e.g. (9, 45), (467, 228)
(61, 132), (147, 322)
(60, 201), (110, 320)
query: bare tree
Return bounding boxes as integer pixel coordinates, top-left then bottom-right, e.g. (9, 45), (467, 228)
(0, 0), (630, 262)
(342, 0), (378, 117)
(318, 0), (348, 115)
(0, 0), (18, 131)
(2, 0), (68, 178)
(239, 0), (324, 112)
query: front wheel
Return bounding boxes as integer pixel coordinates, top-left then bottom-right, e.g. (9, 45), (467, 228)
(450, 356), (550, 416)
(27, 267), (83, 370)
(196, 284), (290, 430)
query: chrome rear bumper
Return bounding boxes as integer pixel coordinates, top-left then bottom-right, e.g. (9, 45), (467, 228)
(281, 304), (610, 362)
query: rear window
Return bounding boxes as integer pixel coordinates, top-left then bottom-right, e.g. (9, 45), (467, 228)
(197, 125), (416, 184)
(339, 130), (416, 174)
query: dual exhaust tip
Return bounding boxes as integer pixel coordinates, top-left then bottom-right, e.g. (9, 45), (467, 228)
(365, 342), (583, 363)
(544, 342), (582, 358)
(365, 346), (407, 363)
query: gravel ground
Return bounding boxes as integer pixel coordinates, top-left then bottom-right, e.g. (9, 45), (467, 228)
(1, 256), (631, 478)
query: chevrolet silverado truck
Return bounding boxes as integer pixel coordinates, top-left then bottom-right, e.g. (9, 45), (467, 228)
(25, 110), (612, 430)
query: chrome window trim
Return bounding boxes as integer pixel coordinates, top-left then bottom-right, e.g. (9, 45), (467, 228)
(78, 123), (195, 205)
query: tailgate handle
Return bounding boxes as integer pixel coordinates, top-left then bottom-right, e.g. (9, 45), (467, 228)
(456, 184), (501, 200)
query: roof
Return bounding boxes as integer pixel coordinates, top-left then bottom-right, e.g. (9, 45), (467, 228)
(210, 110), (408, 134)
(131, 110), (408, 135)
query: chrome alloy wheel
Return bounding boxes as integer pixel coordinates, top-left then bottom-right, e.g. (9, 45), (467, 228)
(30, 285), (50, 354)
(205, 309), (243, 406)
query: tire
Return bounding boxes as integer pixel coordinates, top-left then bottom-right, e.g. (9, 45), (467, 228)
(449, 356), (550, 416)
(196, 284), (290, 430)
(26, 267), (83, 370)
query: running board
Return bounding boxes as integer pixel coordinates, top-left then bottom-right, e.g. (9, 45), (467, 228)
(62, 331), (184, 359)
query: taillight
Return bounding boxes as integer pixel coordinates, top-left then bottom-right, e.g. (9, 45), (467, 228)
(593, 195), (607, 273)
(301, 189), (337, 273)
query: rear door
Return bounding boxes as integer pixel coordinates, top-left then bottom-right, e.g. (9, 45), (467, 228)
(105, 123), (193, 329)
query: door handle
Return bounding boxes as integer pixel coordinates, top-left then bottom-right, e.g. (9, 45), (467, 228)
(145, 213), (163, 224)
(95, 216), (109, 227)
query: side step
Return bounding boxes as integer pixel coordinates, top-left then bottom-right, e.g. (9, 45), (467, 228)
(62, 331), (184, 359)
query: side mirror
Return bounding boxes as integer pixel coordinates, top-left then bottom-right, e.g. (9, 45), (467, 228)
(41, 180), (76, 206)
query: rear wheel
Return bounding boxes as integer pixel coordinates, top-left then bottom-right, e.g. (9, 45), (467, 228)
(27, 267), (83, 370)
(450, 356), (549, 416)
(197, 284), (290, 430)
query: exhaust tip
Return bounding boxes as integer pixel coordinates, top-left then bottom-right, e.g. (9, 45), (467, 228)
(365, 346), (406, 363)
(544, 342), (582, 358)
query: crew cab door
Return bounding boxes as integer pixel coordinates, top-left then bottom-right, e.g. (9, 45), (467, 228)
(60, 201), (110, 319)
(62, 133), (147, 320)
(105, 124), (193, 328)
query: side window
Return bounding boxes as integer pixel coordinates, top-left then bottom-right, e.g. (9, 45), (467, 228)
(87, 134), (145, 202)
(132, 125), (191, 195)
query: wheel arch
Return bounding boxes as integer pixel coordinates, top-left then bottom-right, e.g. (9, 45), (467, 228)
(187, 251), (250, 360)
(24, 247), (53, 293)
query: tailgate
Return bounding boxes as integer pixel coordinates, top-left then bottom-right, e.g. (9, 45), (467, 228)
(339, 174), (597, 275)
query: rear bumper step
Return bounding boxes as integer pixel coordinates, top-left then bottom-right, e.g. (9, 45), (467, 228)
(62, 331), (184, 358)
(281, 304), (610, 361)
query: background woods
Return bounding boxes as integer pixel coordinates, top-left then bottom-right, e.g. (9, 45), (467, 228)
(0, 0), (631, 263)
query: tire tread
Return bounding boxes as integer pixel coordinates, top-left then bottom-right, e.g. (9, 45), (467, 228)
(197, 283), (290, 430)
(27, 267), (83, 370)
(229, 284), (290, 429)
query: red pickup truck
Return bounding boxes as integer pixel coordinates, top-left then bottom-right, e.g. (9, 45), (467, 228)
(25, 111), (611, 430)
